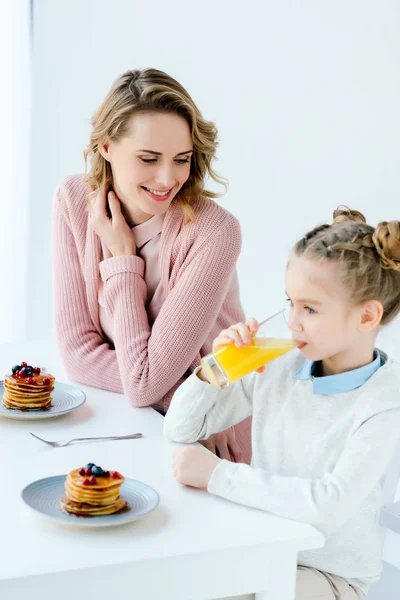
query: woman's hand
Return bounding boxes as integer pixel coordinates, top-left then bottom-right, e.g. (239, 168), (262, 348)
(88, 187), (136, 257)
(199, 428), (244, 462)
(172, 446), (221, 489)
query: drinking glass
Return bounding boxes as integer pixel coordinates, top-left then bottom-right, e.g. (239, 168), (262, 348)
(201, 309), (297, 389)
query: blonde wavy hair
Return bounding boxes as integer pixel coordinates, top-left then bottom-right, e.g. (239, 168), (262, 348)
(294, 206), (400, 326)
(83, 68), (227, 222)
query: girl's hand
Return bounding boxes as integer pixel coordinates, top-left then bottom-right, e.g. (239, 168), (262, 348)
(211, 318), (265, 373)
(199, 427), (244, 462)
(88, 187), (136, 257)
(172, 446), (221, 489)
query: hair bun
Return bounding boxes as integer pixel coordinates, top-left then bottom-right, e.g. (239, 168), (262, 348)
(373, 221), (400, 272)
(333, 206), (367, 225)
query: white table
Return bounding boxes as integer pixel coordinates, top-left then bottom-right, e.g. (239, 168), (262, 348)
(0, 341), (324, 600)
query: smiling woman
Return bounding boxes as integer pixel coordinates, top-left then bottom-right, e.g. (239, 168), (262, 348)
(52, 68), (252, 464)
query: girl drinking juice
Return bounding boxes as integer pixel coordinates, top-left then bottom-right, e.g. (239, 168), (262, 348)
(164, 207), (400, 600)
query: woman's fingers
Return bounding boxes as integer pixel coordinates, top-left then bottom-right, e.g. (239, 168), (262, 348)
(216, 440), (231, 461)
(199, 438), (215, 455)
(95, 186), (109, 216)
(228, 437), (244, 463)
(88, 187), (110, 228)
(107, 191), (122, 220)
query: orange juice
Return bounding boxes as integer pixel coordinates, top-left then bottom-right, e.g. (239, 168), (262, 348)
(201, 337), (297, 387)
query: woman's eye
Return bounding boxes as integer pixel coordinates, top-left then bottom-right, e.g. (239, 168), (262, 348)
(285, 298), (294, 307)
(305, 306), (316, 315)
(140, 158), (190, 164)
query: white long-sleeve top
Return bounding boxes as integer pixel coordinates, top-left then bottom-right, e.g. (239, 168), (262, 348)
(164, 349), (400, 594)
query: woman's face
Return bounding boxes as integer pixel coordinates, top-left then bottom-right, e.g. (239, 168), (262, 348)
(101, 112), (193, 223)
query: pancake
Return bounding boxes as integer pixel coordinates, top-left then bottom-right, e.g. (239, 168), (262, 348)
(60, 496), (126, 516)
(2, 363), (55, 411)
(60, 464), (128, 517)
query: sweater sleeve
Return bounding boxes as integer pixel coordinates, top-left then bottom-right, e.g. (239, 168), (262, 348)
(53, 183), (124, 394)
(100, 215), (242, 407)
(164, 367), (255, 442)
(208, 407), (400, 535)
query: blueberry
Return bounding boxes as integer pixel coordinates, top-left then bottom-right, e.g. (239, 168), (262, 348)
(12, 365), (21, 374)
(85, 463), (95, 469)
(91, 466), (105, 477)
(25, 366), (33, 376)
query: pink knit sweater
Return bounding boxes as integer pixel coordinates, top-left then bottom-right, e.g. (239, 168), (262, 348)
(52, 174), (246, 414)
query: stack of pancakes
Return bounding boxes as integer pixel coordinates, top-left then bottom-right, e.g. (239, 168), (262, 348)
(60, 467), (127, 517)
(2, 373), (55, 411)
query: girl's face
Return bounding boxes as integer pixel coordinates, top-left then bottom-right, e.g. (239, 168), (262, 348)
(285, 255), (371, 362)
(101, 112), (193, 222)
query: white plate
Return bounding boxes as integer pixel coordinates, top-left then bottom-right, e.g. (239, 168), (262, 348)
(0, 381), (86, 420)
(22, 475), (160, 528)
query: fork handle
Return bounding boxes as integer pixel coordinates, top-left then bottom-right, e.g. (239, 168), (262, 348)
(72, 433), (143, 442)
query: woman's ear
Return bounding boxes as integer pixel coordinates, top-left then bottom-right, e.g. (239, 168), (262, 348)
(359, 300), (384, 332)
(98, 139), (112, 161)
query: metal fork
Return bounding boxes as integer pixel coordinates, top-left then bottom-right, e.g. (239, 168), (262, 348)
(29, 432), (143, 448)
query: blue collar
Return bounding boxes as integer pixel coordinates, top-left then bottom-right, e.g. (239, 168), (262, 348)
(293, 350), (383, 395)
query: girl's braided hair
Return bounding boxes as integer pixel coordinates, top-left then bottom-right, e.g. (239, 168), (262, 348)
(294, 206), (400, 325)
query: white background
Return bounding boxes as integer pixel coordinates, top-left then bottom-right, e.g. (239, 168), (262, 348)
(27, 0), (400, 347)
(0, 0), (31, 343)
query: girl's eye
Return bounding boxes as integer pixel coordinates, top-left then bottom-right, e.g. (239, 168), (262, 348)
(140, 158), (157, 164)
(305, 306), (316, 315)
(175, 158), (190, 164)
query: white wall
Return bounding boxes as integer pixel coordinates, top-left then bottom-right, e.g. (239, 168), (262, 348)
(30, 0), (400, 347)
(0, 0), (31, 343)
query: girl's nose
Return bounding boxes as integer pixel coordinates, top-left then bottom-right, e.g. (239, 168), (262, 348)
(287, 309), (303, 333)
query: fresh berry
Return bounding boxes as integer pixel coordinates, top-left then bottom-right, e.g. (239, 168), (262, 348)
(21, 362), (27, 367)
(91, 465), (106, 477)
(82, 478), (91, 486)
(12, 365), (21, 374)
(33, 367), (41, 375)
(25, 366), (33, 376)
(42, 377), (51, 386)
(111, 471), (122, 479)
(85, 463), (95, 469)
(84, 467), (92, 476)
(88, 476), (97, 485)
(26, 377), (37, 385)
(79, 468), (86, 476)
(104, 471), (110, 477)
(19, 368), (27, 378)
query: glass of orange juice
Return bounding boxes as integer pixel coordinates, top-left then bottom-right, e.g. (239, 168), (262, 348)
(201, 309), (297, 389)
